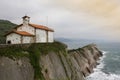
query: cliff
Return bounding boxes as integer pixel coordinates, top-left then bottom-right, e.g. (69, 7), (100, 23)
(0, 42), (103, 80)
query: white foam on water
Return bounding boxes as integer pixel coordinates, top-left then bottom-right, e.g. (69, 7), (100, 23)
(86, 51), (120, 80)
(86, 71), (120, 80)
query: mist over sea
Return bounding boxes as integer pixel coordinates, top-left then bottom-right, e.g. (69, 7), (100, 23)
(57, 38), (120, 80)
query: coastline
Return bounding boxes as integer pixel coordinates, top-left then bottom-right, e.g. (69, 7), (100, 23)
(86, 51), (120, 80)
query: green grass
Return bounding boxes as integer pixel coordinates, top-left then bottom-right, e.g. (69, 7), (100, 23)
(0, 45), (28, 59)
(28, 43), (45, 80)
(36, 41), (67, 54)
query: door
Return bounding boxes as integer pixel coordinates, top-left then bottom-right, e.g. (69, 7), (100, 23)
(7, 40), (11, 44)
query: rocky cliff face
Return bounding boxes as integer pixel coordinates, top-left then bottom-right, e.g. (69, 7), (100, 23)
(40, 44), (102, 80)
(0, 57), (34, 80)
(0, 43), (102, 80)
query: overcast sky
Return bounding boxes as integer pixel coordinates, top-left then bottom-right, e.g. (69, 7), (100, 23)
(0, 0), (120, 42)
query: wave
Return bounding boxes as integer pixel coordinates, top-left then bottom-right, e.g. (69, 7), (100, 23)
(86, 70), (120, 80)
(86, 51), (120, 80)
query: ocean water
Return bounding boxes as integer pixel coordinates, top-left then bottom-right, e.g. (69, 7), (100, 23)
(60, 40), (120, 80)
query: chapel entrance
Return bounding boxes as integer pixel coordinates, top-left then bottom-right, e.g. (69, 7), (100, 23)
(7, 40), (11, 44)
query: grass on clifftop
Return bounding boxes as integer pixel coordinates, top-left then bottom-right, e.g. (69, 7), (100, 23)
(0, 41), (67, 58)
(0, 41), (67, 80)
(0, 45), (28, 59)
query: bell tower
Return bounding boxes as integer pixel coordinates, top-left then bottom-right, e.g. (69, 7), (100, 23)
(22, 15), (30, 25)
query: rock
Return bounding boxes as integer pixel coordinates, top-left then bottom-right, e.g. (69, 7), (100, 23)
(0, 57), (34, 80)
(39, 44), (102, 80)
(0, 43), (102, 80)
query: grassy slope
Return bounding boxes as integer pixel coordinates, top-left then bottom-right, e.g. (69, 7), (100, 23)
(0, 20), (17, 43)
(0, 41), (67, 80)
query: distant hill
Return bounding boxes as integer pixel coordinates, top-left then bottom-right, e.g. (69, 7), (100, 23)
(0, 20), (17, 43)
(55, 37), (98, 43)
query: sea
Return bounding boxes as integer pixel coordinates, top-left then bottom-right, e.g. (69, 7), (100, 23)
(58, 39), (120, 80)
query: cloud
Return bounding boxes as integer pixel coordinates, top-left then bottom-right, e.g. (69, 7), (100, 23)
(0, 0), (54, 19)
(52, 0), (120, 41)
(0, 0), (120, 42)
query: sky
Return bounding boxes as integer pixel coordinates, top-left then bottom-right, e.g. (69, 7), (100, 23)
(0, 0), (120, 42)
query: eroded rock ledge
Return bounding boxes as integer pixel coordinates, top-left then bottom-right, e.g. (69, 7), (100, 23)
(0, 42), (103, 80)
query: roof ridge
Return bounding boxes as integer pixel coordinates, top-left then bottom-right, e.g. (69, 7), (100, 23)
(13, 23), (54, 32)
(29, 23), (54, 32)
(5, 30), (34, 36)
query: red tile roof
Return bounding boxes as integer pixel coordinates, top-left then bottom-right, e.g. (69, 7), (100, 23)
(14, 31), (34, 36)
(14, 24), (54, 32)
(5, 31), (34, 36)
(29, 24), (54, 32)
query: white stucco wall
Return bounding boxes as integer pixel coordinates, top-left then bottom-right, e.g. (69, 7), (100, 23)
(17, 25), (35, 35)
(48, 31), (54, 42)
(22, 36), (34, 43)
(6, 33), (21, 44)
(36, 29), (47, 43)
(7, 23), (54, 44)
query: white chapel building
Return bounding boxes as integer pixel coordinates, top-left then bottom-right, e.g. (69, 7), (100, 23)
(5, 16), (54, 44)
